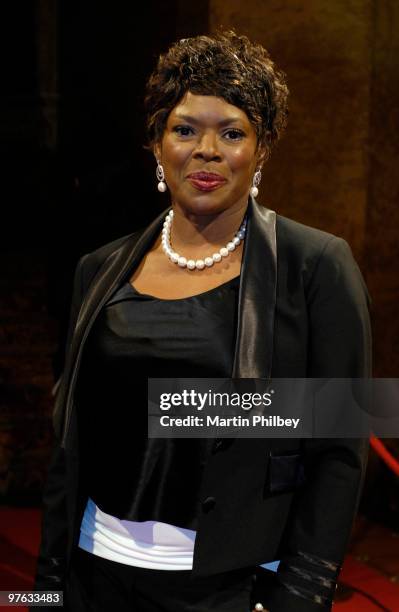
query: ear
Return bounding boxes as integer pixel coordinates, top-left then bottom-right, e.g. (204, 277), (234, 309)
(256, 144), (268, 169)
(153, 142), (162, 163)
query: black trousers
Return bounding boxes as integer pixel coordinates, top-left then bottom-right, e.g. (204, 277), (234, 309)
(65, 547), (257, 612)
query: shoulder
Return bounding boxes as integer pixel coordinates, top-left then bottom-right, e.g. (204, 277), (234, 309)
(72, 205), (169, 294)
(275, 212), (356, 276)
(76, 206), (169, 281)
(276, 213), (341, 256)
(77, 231), (140, 285)
(82, 231), (137, 264)
(273, 212), (370, 303)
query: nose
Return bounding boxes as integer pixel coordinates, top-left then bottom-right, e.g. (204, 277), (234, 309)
(192, 131), (222, 162)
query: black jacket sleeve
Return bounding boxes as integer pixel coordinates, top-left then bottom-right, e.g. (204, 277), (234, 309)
(32, 255), (87, 594)
(260, 237), (372, 612)
(31, 232), (135, 601)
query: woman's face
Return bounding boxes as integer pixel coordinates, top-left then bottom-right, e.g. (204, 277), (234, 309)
(154, 92), (265, 216)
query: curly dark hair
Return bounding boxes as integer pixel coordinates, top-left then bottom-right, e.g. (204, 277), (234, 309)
(144, 30), (289, 155)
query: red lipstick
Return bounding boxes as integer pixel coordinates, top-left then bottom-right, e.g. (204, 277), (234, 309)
(186, 171), (226, 192)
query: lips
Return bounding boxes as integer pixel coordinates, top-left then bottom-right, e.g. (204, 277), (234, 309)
(186, 171), (226, 191)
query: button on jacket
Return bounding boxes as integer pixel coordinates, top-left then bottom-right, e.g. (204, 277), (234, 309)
(33, 197), (372, 612)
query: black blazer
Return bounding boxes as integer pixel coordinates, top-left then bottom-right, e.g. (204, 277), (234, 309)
(34, 197), (372, 611)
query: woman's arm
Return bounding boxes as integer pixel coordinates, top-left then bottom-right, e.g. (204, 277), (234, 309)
(33, 255), (87, 592)
(262, 237), (372, 611)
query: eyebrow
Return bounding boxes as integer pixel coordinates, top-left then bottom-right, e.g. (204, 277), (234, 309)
(173, 113), (244, 127)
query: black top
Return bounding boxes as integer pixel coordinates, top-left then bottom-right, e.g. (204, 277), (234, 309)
(76, 274), (240, 529)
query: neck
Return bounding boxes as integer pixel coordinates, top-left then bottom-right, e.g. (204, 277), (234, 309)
(168, 200), (248, 252)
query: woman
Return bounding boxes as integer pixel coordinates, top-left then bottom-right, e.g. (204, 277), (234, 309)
(33, 31), (371, 611)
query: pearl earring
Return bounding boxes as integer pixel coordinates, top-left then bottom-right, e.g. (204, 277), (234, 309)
(156, 160), (167, 192)
(250, 169), (262, 198)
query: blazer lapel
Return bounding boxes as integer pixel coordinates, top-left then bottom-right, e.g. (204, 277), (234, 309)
(232, 197), (277, 378)
(74, 207), (172, 338)
(57, 205), (172, 446)
(56, 198), (277, 446)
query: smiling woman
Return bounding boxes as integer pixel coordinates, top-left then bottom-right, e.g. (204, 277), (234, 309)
(156, 93), (262, 213)
(33, 31), (371, 612)
(136, 91), (263, 296)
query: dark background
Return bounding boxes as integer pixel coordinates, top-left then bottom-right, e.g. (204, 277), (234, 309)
(1, 1), (398, 532)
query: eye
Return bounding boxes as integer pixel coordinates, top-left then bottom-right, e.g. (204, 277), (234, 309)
(173, 125), (194, 137)
(224, 129), (245, 141)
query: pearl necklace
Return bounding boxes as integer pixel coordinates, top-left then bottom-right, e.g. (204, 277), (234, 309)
(161, 209), (247, 270)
